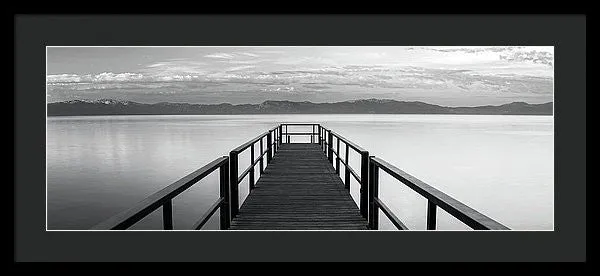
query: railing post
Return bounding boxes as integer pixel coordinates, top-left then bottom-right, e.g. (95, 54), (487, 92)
(344, 144), (350, 190)
(229, 151), (239, 217)
(427, 200), (437, 230)
(323, 128), (327, 153)
(318, 126), (322, 147)
(250, 144), (255, 191)
(163, 199), (173, 230)
(259, 138), (264, 175)
(360, 151), (369, 219)
(278, 125), (283, 146)
(267, 131), (273, 164)
(311, 125), (314, 143)
(219, 161), (230, 230)
(327, 130), (333, 164)
(368, 158), (379, 229)
(320, 127), (324, 151)
(322, 127), (327, 153)
(272, 129), (277, 153)
(335, 138), (340, 174)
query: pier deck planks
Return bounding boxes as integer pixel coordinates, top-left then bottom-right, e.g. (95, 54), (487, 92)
(230, 143), (368, 230)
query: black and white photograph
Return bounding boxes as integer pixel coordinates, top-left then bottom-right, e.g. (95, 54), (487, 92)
(46, 46), (554, 231)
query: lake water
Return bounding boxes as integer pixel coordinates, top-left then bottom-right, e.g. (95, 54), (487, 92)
(47, 115), (554, 230)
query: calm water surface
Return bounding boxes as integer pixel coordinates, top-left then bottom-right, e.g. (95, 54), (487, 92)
(47, 115), (553, 230)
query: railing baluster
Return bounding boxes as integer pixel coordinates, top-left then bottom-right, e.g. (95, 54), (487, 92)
(360, 151), (369, 219)
(219, 162), (230, 230)
(319, 126), (323, 148)
(324, 130), (327, 154)
(250, 144), (255, 191)
(344, 143), (350, 190)
(163, 199), (173, 230)
(327, 130), (333, 164)
(427, 200), (437, 230)
(267, 131), (273, 164)
(335, 137), (340, 174)
(316, 124), (320, 145)
(278, 125), (282, 146)
(323, 127), (327, 153)
(259, 138), (264, 175)
(320, 127), (324, 151)
(272, 129), (276, 153)
(230, 151), (239, 217)
(368, 160), (379, 229)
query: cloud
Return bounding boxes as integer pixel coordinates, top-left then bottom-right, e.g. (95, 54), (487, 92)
(47, 71), (201, 85)
(227, 60), (259, 64)
(141, 60), (208, 76)
(409, 46), (554, 67)
(47, 74), (82, 83)
(404, 46), (526, 54)
(260, 86), (297, 93)
(426, 46), (525, 53)
(47, 72), (144, 83)
(500, 50), (553, 66)
(47, 47), (555, 105)
(204, 53), (235, 59)
(147, 63), (167, 68)
(156, 75), (198, 81)
(47, 63), (553, 101)
(92, 72), (144, 82)
(226, 65), (256, 72)
(237, 52), (260, 57)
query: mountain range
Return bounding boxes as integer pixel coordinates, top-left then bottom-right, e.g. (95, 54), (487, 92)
(47, 99), (553, 116)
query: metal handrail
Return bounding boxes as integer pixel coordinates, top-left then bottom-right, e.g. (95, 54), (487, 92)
(91, 156), (230, 230)
(229, 126), (279, 217)
(319, 125), (369, 218)
(279, 123), (320, 144)
(369, 157), (509, 230)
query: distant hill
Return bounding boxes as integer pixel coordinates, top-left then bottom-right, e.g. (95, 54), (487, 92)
(47, 99), (553, 116)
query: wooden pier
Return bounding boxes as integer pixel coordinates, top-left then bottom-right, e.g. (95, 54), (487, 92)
(230, 143), (367, 230)
(92, 123), (509, 231)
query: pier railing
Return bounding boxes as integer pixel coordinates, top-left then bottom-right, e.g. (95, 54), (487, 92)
(278, 123), (321, 144)
(229, 126), (279, 217)
(319, 125), (370, 218)
(93, 122), (509, 230)
(91, 156), (230, 230)
(368, 157), (510, 230)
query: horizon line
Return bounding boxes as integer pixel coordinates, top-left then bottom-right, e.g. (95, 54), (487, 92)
(47, 98), (554, 107)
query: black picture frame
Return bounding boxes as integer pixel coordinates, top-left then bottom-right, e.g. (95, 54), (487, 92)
(15, 14), (586, 262)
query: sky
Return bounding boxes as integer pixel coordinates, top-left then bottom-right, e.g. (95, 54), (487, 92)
(46, 46), (554, 106)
